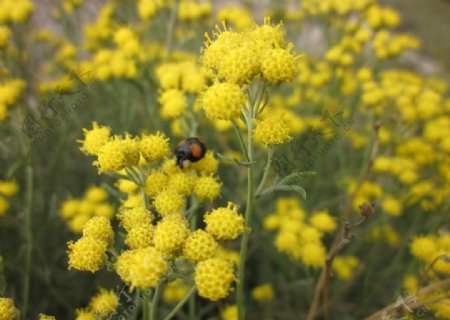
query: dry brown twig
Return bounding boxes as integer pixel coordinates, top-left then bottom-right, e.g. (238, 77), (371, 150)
(306, 203), (375, 320)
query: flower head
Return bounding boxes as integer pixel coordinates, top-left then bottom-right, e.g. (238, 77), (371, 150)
(153, 214), (189, 257)
(195, 258), (235, 301)
(95, 135), (139, 172)
(204, 202), (244, 240)
(202, 82), (245, 121)
(183, 230), (219, 262)
(193, 175), (222, 202)
(89, 289), (119, 319)
(117, 207), (153, 232)
(79, 122), (111, 156)
(139, 132), (170, 162)
(82, 216), (114, 243)
(115, 247), (168, 289)
(67, 236), (108, 272)
(0, 297), (19, 320)
(253, 116), (292, 148)
(125, 224), (154, 249)
(153, 190), (185, 216)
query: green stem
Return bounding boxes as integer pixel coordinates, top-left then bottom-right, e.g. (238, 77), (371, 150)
(142, 290), (151, 320)
(150, 284), (163, 320)
(237, 104), (255, 320)
(233, 123), (250, 161)
(163, 286), (196, 320)
(255, 149), (274, 196)
(164, 0), (179, 61)
(22, 165), (33, 319)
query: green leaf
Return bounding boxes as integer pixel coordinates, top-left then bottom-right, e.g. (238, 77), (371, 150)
(261, 184), (307, 199)
(279, 170), (316, 185)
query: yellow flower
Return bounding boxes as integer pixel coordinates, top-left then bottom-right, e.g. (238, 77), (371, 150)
(125, 224), (154, 249)
(167, 171), (194, 196)
(95, 135), (139, 172)
(60, 199), (81, 219)
(94, 203), (114, 219)
(75, 309), (96, 320)
(301, 243), (326, 268)
(153, 190), (185, 216)
(190, 151), (219, 174)
(261, 46), (298, 84)
(139, 132), (170, 162)
(137, 0), (162, 20)
(84, 186), (108, 203)
(79, 122), (111, 156)
(117, 206), (153, 232)
(382, 196), (402, 217)
(410, 235), (438, 261)
(144, 171), (168, 196)
(163, 279), (190, 304)
(310, 210), (337, 233)
(0, 26), (11, 48)
(89, 289), (119, 319)
(202, 82), (245, 121)
(82, 216), (113, 243)
(217, 6), (253, 31)
(67, 236), (107, 272)
(221, 304), (238, 320)
(332, 256), (359, 280)
(218, 47), (260, 84)
(153, 214), (189, 257)
(159, 89), (187, 119)
(251, 283), (274, 301)
(115, 247), (168, 289)
(115, 179), (139, 194)
(204, 202), (244, 240)
(38, 314), (55, 320)
(0, 196), (10, 217)
(0, 297), (19, 320)
(183, 230), (219, 262)
(195, 258), (235, 301)
(193, 175), (222, 202)
(68, 214), (91, 233)
(0, 180), (18, 197)
(253, 116), (292, 148)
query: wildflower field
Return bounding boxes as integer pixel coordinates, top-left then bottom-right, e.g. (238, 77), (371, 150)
(1, 0), (450, 319)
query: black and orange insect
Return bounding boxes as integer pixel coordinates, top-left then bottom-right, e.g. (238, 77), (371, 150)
(174, 137), (207, 168)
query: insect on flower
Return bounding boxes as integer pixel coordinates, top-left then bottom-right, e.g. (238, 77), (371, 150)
(175, 137), (207, 168)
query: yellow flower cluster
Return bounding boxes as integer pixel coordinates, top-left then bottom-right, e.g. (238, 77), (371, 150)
(67, 216), (113, 272)
(163, 279), (190, 304)
(0, 0), (33, 24)
(194, 258), (235, 301)
(216, 6), (253, 31)
(137, 0), (164, 21)
(0, 297), (19, 320)
(0, 179), (18, 217)
(79, 123), (171, 173)
(411, 234), (450, 274)
(204, 202), (244, 240)
(60, 185), (114, 233)
(38, 314), (55, 320)
(73, 288), (118, 319)
(264, 198), (336, 268)
(200, 19), (299, 121)
(178, 0), (211, 21)
(253, 114), (292, 148)
(0, 79), (26, 121)
(115, 246), (168, 289)
(251, 283), (274, 301)
(332, 256), (360, 280)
